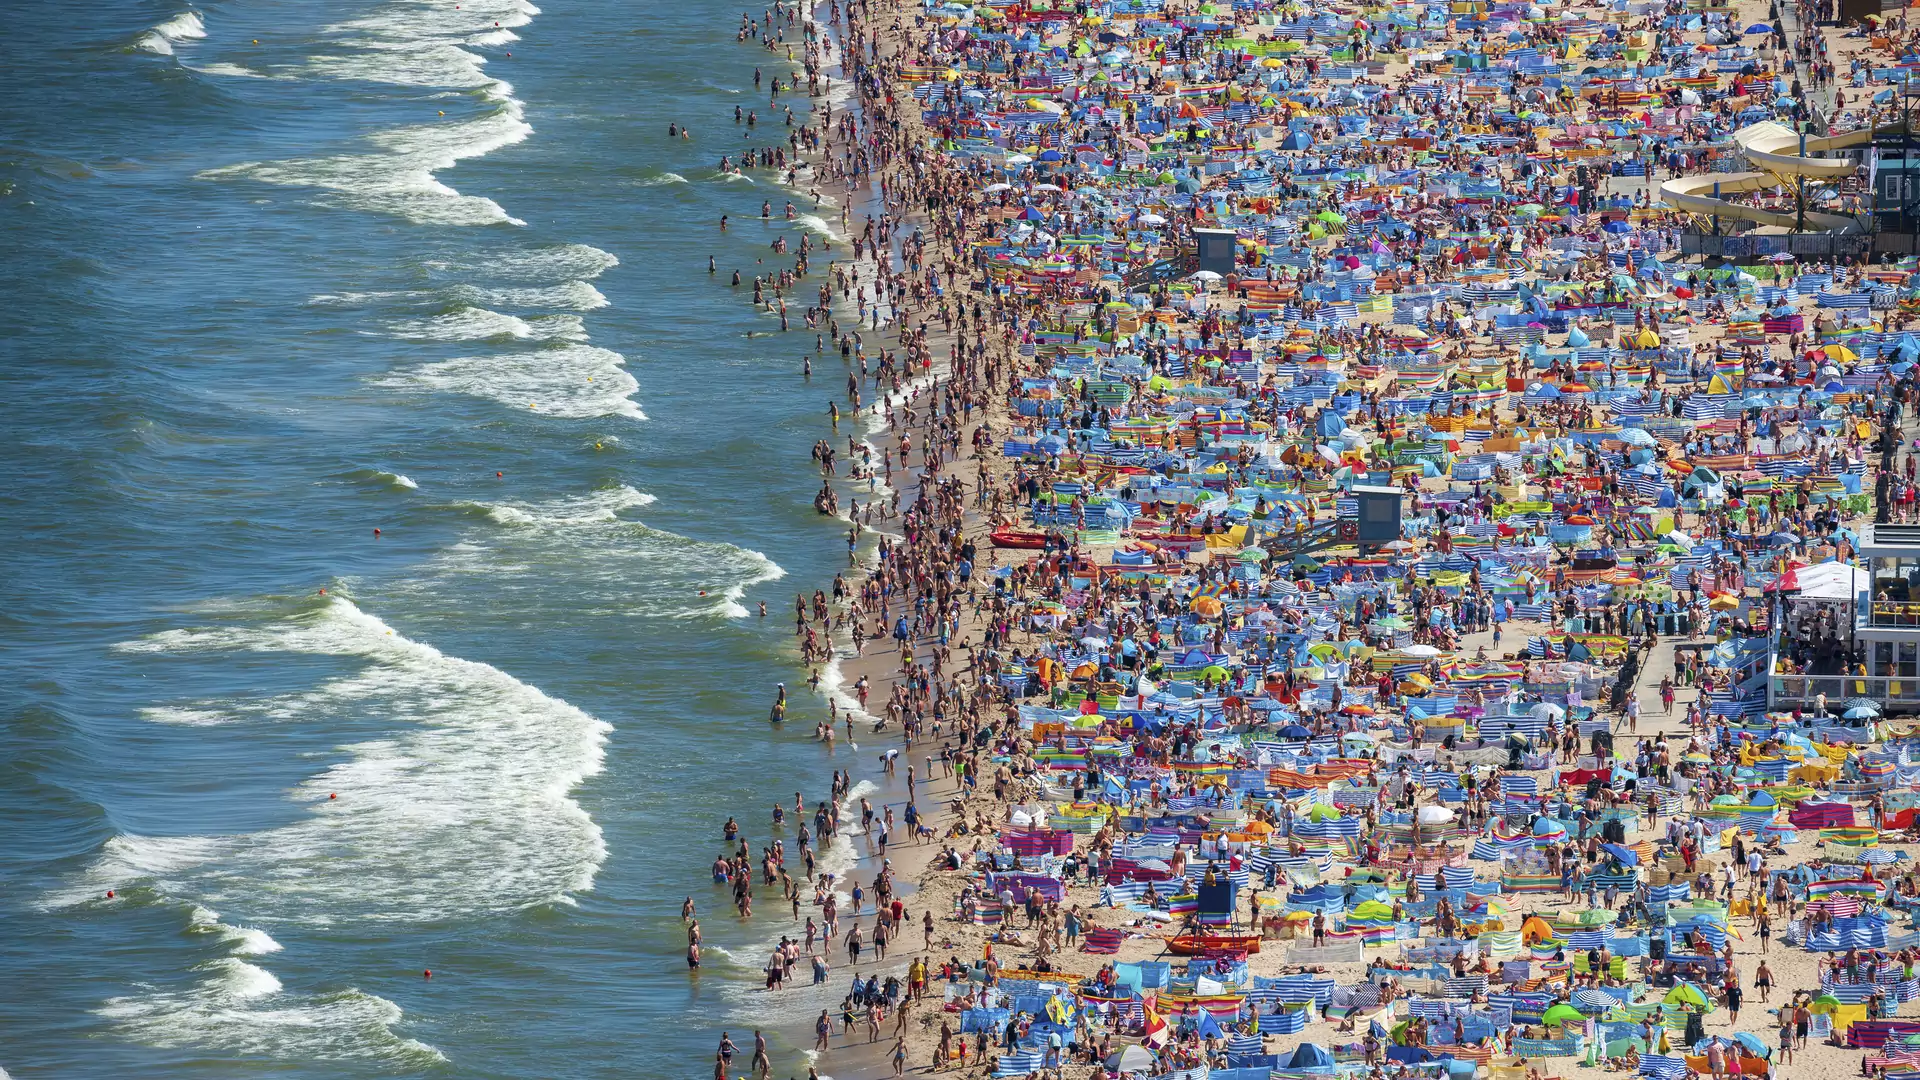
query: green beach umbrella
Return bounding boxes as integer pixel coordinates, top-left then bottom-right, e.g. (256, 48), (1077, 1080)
(1542, 1004), (1585, 1027)
(1664, 983), (1709, 1009)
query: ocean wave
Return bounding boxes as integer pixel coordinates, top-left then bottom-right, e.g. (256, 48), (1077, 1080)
(307, 289), (420, 307)
(374, 343), (644, 420)
(678, 548), (786, 619)
(425, 244), (618, 282)
(637, 172), (689, 187)
(793, 214), (838, 240)
(188, 905), (283, 955)
(389, 306), (587, 343)
(378, 471), (419, 490)
(413, 491), (786, 621)
(134, 11), (204, 55)
(97, 596), (612, 925)
(197, 100), (531, 227)
(452, 280), (608, 311)
(139, 706), (231, 726)
(98, 977), (443, 1065)
(469, 485), (656, 527)
(187, 62), (286, 79)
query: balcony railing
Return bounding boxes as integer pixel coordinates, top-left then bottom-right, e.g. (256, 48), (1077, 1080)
(1866, 600), (1920, 628)
(1771, 673), (1920, 710)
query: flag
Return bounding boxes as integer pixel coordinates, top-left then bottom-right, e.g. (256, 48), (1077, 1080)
(1143, 1004), (1171, 1048)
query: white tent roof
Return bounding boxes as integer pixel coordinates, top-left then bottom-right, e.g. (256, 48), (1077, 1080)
(1794, 562), (1869, 603)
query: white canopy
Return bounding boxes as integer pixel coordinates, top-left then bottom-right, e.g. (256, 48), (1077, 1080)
(1793, 561), (1870, 603)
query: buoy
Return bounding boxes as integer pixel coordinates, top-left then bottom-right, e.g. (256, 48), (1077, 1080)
(106, 890), (115, 899)
(318, 588), (327, 595)
(505, 51), (511, 56)
(252, 38), (258, 43)
(373, 528), (382, 536)
(496, 471), (504, 477)
(329, 793), (337, 800)
(424, 970), (433, 979)
(439, 111), (445, 116)
(595, 442), (603, 450)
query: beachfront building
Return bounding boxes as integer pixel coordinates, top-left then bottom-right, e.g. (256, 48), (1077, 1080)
(1773, 523), (1920, 712)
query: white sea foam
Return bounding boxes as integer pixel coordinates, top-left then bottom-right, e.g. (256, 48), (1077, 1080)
(188, 62), (285, 79)
(793, 214), (838, 240)
(154, 12), (207, 40)
(389, 307), (586, 342)
(140, 705), (235, 727)
(192, 0), (542, 226)
(418, 490), (785, 621)
(716, 550), (786, 618)
(136, 11), (205, 54)
(98, 596), (612, 924)
(375, 343), (644, 420)
(380, 472), (419, 490)
(199, 100), (531, 227)
(638, 172), (689, 187)
(426, 243), (618, 282)
(188, 906), (284, 956)
(475, 485), (656, 527)
(98, 978), (442, 1065)
(454, 280), (608, 311)
(307, 289), (420, 307)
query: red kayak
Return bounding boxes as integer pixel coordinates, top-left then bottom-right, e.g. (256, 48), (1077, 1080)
(1167, 934), (1261, 956)
(990, 530), (1048, 549)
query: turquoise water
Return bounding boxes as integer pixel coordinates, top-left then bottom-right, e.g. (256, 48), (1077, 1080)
(1, 0), (884, 1073)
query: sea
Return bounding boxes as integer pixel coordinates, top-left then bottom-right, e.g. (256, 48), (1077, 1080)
(0, 0), (895, 1075)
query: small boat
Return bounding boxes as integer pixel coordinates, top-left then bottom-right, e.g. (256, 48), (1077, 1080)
(990, 530), (1048, 549)
(1166, 934), (1261, 956)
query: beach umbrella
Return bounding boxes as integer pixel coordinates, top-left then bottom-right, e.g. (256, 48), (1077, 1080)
(1107, 1046), (1156, 1072)
(1808, 993), (1843, 1014)
(1844, 706), (1878, 720)
(1190, 596), (1225, 618)
(1543, 1004), (1585, 1027)
(1573, 989), (1617, 1013)
(1416, 805), (1455, 825)
(1730, 1032), (1771, 1059)
(1665, 982), (1709, 1009)
(1843, 697), (1881, 713)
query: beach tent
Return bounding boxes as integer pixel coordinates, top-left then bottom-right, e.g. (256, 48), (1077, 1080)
(1288, 1043), (1335, 1070)
(1521, 915), (1557, 944)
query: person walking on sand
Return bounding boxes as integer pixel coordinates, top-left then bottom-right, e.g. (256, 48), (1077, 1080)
(846, 922), (863, 965)
(815, 1010), (833, 1052)
(893, 1036), (908, 1078)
